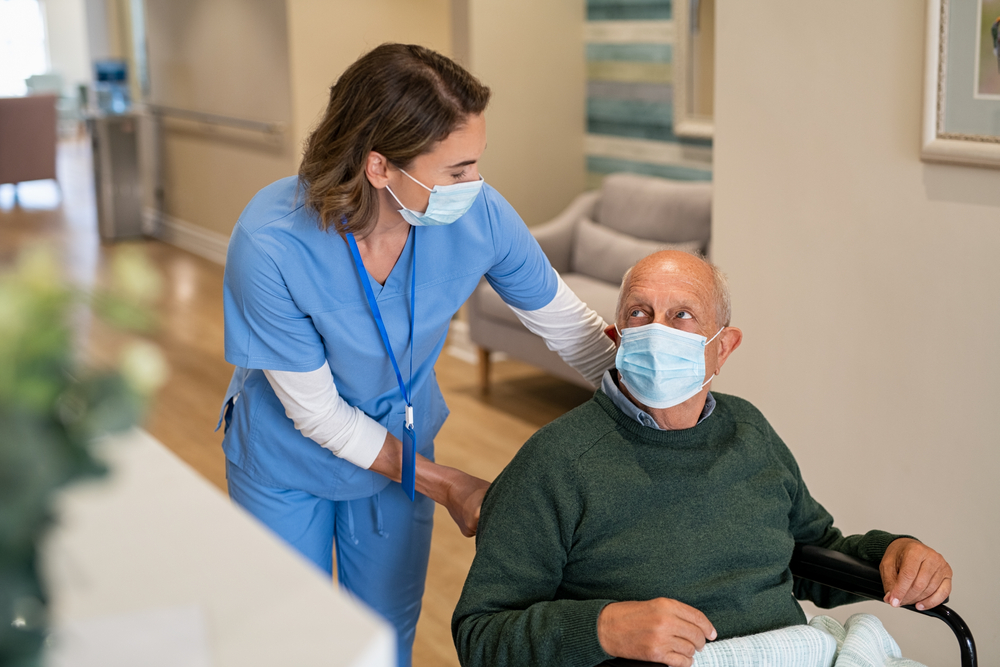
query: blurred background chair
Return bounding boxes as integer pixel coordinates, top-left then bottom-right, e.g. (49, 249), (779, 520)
(467, 173), (712, 391)
(0, 93), (58, 198)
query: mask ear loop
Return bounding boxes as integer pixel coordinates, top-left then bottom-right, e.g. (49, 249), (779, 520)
(384, 184), (410, 212)
(704, 327), (725, 345)
(386, 166), (432, 214)
(398, 167), (434, 192)
(700, 327), (726, 389)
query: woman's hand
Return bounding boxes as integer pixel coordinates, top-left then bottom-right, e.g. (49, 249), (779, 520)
(370, 433), (490, 536)
(440, 469), (489, 537)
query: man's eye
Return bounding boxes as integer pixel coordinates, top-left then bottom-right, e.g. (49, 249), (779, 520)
(676, 310), (693, 319)
(629, 309), (645, 318)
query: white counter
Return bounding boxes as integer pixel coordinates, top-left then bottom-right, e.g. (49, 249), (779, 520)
(40, 429), (394, 666)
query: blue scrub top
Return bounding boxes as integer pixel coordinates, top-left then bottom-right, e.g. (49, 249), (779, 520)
(220, 176), (556, 501)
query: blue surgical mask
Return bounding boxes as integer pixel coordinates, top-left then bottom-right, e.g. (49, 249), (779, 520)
(615, 323), (724, 409)
(385, 168), (484, 226)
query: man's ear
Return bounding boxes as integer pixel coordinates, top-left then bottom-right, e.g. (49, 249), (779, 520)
(365, 151), (390, 189)
(604, 324), (618, 345)
(713, 327), (743, 374)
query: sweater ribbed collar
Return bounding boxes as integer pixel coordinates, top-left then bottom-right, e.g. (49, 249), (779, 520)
(593, 389), (727, 447)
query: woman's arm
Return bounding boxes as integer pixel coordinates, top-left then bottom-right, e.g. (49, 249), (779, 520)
(369, 434), (487, 537)
(508, 271), (617, 387)
(265, 365), (489, 535)
(265, 362), (386, 468)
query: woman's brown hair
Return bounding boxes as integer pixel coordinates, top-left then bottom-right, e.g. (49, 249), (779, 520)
(298, 43), (491, 237)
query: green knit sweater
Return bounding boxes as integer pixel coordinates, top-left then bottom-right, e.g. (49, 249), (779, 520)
(452, 391), (906, 667)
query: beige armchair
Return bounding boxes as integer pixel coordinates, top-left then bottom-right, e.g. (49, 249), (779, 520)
(467, 173), (712, 391)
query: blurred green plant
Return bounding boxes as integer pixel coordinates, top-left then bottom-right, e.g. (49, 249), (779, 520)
(0, 245), (167, 666)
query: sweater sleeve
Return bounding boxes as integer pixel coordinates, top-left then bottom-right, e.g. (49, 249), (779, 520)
(769, 425), (911, 608)
(451, 434), (614, 667)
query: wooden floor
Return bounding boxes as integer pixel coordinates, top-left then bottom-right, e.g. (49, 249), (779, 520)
(0, 139), (593, 666)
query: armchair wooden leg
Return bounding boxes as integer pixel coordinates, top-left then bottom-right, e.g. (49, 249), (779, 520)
(478, 347), (491, 395)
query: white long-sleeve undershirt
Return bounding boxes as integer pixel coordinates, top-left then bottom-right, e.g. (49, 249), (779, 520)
(264, 362), (386, 470)
(508, 273), (617, 388)
(264, 270), (617, 469)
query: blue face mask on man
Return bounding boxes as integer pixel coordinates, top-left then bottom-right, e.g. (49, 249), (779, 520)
(386, 168), (484, 226)
(615, 322), (725, 409)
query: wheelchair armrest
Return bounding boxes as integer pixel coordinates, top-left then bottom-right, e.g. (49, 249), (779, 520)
(792, 544), (976, 667)
(790, 543), (892, 602)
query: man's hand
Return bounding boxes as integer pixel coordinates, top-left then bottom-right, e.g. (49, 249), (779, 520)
(597, 598), (717, 667)
(879, 538), (952, 610)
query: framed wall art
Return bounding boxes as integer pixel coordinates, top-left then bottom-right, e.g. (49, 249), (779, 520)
(922, 0), (1000, 167)
(673, 0), (715, 139)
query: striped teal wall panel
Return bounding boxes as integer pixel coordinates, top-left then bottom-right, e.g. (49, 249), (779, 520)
(587, 81), (672, 104)
(585, 0), (711, 185)
(587, 60), (671, 84)
(587, 98), (672, 127)
(587, 1), (672, 21)
(587, 0), (671, 5)
(585, 43), (672, 62)
(587, 156), (711, 181)
(587, 120), (711, 146)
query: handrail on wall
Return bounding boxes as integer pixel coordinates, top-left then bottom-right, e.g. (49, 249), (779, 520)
(146, 103), (285, 136)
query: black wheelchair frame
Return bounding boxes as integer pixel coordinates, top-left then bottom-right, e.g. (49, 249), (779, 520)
(790, 544), (976, 667)
(606, 544), (977, 667)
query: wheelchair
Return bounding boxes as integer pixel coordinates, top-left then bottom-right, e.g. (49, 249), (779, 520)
(790, 544), (976, 667)
(607, 545), (977, 667)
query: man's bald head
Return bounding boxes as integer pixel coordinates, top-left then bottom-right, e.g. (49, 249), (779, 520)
(615, 251), (731, 332)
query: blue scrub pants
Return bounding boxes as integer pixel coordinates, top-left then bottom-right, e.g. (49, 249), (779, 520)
(226, 460), (434, 667)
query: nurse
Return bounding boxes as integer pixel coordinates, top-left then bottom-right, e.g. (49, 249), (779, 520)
(219, 43), (615, 666)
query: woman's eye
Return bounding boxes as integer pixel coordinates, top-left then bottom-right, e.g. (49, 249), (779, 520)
(452, 169), (468, 180)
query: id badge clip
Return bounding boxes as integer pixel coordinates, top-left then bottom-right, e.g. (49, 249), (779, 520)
(401, 404), (416, 500)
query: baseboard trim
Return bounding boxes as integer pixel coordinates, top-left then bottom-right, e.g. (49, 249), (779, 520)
(146, 207), (229, 266)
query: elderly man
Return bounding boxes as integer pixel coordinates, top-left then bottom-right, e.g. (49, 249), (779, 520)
(452, 251), (952, 667)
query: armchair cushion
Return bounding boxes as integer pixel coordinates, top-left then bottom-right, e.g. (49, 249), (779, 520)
(530, 190), (600, 274)
(595, 173), (711, 250)
(571, 217), (702, 285)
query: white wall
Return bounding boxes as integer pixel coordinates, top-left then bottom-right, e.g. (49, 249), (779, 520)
(467, 0), (585, 226)
(285, 0), (453, 159)
(145, 0), (297, 238)
(142, 0), (582, 245)
(285, 0), (583, 229)
(81, 0), (111, 60)
(712, 2), (1000, 665)
(42, 0), (91, 93)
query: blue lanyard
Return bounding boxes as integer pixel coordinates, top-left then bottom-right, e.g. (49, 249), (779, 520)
(344, 228), (417, 499)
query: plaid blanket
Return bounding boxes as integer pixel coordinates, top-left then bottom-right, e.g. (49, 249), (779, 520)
(691, 614), (926, 667)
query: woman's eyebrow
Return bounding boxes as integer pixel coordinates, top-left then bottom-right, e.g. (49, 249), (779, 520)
(446, 158), (477, 169)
